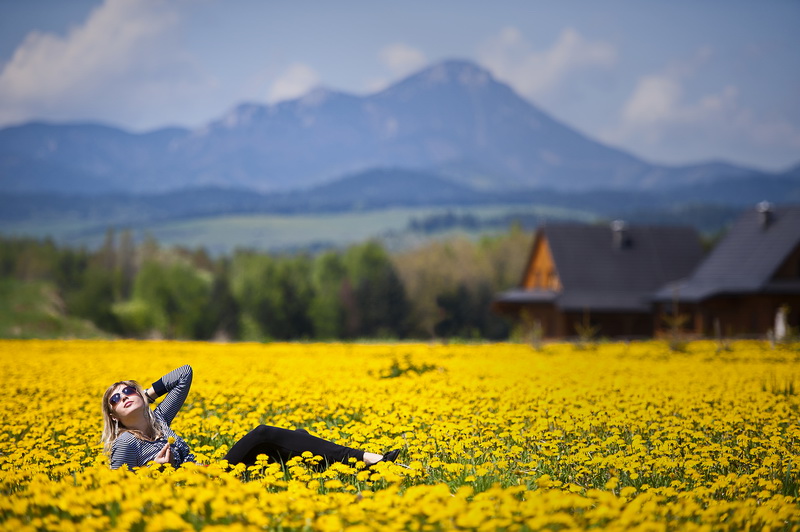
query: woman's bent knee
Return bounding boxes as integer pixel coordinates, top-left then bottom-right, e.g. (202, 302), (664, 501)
(252, 425), (289, 441)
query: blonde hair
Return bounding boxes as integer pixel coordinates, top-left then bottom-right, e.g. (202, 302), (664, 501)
(101, 380), (163, 456)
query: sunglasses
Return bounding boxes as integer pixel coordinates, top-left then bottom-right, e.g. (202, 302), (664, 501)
(109, 386), (138, 406)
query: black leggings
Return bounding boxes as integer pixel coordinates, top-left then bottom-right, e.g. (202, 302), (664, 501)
(223, 425), (365, 468)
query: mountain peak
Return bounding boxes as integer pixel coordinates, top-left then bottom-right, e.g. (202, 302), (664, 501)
(298, 86), (338, 107)
(375, 59), (496, 101)
(433, 58), (492, 75)
(410, 59), (493, 88)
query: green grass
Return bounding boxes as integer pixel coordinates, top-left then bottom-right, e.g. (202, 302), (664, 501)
(0, 278), (111, 339)
(0, 204), (597, 254)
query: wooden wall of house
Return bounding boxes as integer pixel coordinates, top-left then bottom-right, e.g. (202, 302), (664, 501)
(495, 304), (563, 338)
(563, 311), (653, 339)
(656, 295), (800, 337)
(522, 236), (562, 291)
(503, 307), (654, 339)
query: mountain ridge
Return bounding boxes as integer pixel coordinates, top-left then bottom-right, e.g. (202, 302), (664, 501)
(0, 59), (793, 195)
(2, 165), (798, 224)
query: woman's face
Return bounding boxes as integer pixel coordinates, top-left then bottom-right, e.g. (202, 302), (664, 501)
(108, 383), (144, 419)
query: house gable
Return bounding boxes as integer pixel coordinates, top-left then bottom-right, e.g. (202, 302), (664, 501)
(521, 234), (562, 291)
(772, 242), (800, 281)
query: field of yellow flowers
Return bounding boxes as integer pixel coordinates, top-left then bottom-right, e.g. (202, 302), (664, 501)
(1, 339), (799, 531)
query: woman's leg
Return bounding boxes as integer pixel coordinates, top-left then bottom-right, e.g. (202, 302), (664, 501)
(223, 425), (365, 468)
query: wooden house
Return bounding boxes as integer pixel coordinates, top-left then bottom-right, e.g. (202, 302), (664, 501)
(492, 222), (704, 338)
(654, 203), (800, 338)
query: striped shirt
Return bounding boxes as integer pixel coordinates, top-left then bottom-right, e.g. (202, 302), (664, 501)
(110, 365), (197, 469)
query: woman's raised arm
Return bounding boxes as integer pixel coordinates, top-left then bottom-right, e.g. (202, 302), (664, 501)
(150, 365), (193, 426)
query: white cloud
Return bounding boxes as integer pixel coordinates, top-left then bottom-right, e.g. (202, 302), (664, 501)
(605, 50), (800, 166)
(365, 43), (428, 94)
(379, 43), (427, 77)
(618, 47), (725, 135)
(266, 63), (320, 104)
(0, 0), (210, 129)
(477, 26), (616, 98)
(618, 76), (741, 143)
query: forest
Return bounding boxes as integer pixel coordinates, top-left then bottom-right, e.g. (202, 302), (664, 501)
(0, 228), (532, 341)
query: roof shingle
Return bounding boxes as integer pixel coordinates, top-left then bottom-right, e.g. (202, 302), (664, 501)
(496, 223), (704, 312)
(655, 204), (800, 302)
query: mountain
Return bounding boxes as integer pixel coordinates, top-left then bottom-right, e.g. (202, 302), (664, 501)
(3, 165), (799, 227)
(2, 59), (788, 196)
(181, 61), (650, 192)
(0, 122), (187, 193)
(293, 168), (486, 209)
(0, 168), (486, 225)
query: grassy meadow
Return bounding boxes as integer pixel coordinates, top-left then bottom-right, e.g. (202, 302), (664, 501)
(0, 279), (108, 339)
(0, 204), (595, 254)
(2, 339), (799, 530)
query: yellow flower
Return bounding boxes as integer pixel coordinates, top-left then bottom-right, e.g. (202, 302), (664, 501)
(1, 339), (799, 530)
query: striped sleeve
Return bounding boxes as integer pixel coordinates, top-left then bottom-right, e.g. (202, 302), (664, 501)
(110, 432), (146, 469)
(151, 365), (193, 426)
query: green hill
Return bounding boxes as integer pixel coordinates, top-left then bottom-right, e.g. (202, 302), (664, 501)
(0, 278), (111, 339)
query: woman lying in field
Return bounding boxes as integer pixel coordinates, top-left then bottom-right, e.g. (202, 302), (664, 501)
(101, 365), (400, 470)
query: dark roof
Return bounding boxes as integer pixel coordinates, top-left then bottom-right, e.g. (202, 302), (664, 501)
(656, 204), (800, 302)
(496, 223), (704, 312)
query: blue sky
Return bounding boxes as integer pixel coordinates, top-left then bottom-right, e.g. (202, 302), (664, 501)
(0, 0), (798, 171)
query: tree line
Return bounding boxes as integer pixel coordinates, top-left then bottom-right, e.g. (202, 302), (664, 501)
(0, 228), (532, 341)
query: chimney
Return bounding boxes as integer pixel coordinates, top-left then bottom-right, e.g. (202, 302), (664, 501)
(610, 220), (629, 249)
(756, 201), (774, 229)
